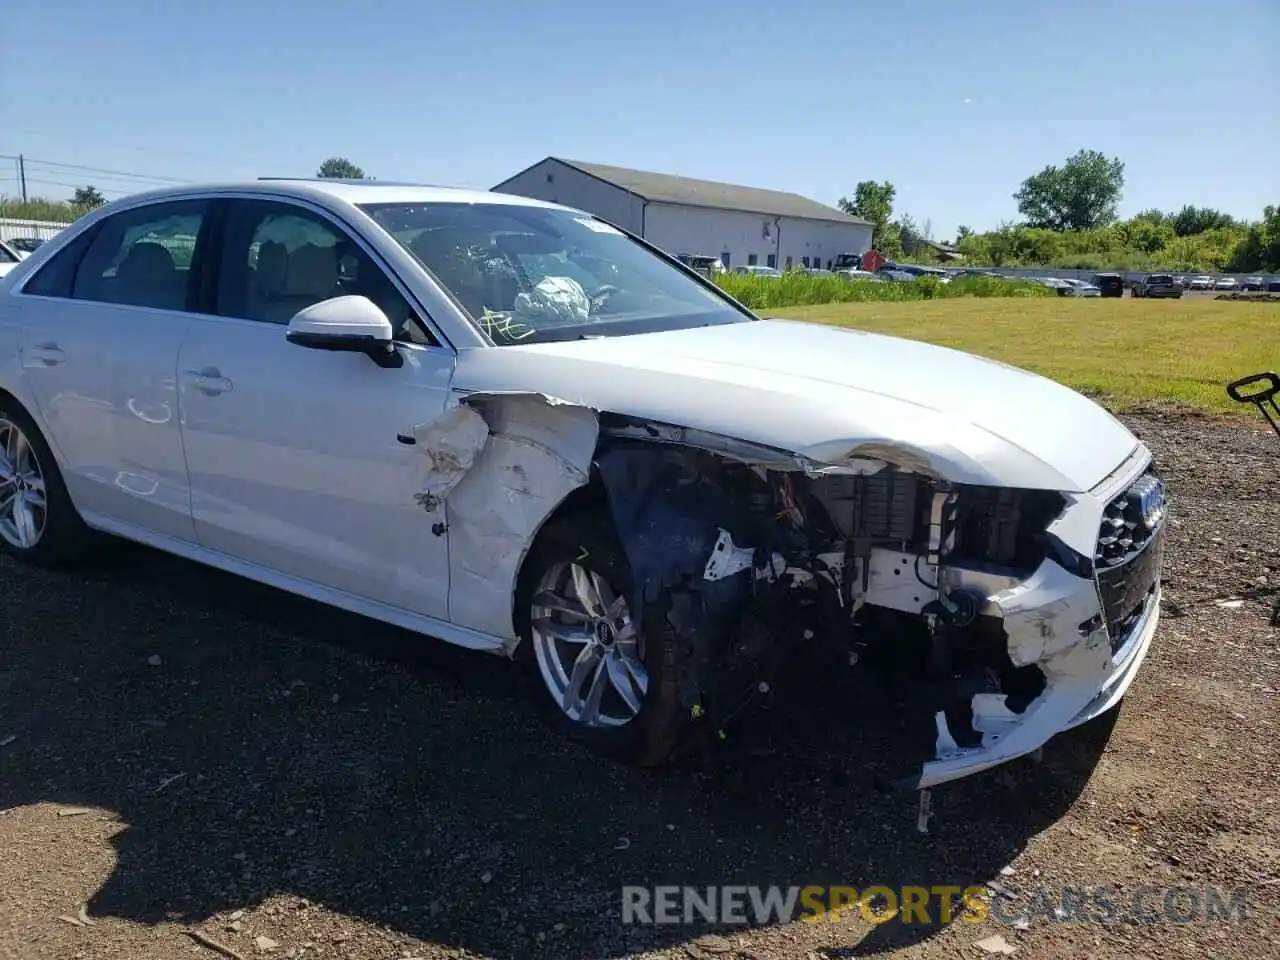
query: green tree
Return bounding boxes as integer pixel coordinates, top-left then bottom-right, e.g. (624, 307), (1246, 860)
(1013, 149), (1125, 231)
(838, 180), (898, 253)
(1171, 205), (1236, 237)
(1117, 216), (1174, 254)
(897, 214), (927, 258)
(1226, 205), (1280, 272)
(71, 185), (106, 212)
(956, 224), (973, 240)
(317, 157), (367, 179)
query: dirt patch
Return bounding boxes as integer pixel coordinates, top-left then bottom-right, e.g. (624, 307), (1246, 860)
(1215, 293), (1280, 303)
(1, 413), (1278, 959)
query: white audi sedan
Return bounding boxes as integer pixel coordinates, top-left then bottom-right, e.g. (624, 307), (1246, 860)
(0, 180), (1166, 788)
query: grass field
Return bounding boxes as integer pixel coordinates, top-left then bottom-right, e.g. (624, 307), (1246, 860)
(773, 296), (1280, 414)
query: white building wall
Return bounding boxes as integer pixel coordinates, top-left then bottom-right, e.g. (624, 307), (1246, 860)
(493, 159), (645, 234)
(641, 202), (872, 269)
(495, 162), (872, 268)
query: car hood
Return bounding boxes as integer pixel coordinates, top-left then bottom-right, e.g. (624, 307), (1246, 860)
(452, 318), (1138, 492)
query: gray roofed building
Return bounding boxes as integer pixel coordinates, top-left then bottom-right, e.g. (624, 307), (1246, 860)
(492, 158), (875, 273)
(496, 159), (869, 225)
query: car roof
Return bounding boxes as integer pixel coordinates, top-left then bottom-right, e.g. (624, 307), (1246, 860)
(95, 178), (574, 213)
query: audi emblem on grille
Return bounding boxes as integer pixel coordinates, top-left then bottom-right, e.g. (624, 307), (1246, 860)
(1129, 474), (1167, 531)
(1095, 468), (1166, 567)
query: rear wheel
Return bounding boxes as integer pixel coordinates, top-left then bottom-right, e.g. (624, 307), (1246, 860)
(0, 400), (90, 566)
(515, 511), (685, 765)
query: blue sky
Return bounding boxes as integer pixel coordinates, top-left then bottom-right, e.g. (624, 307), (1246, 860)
(1, 0), (1276, 239)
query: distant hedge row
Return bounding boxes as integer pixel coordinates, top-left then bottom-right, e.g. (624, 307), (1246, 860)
(712, 272), (1052, 309)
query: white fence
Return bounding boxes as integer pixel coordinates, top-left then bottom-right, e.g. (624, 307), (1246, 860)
(0, 217), (71, 243)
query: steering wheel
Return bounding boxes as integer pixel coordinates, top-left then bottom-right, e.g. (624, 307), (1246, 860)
(588, 284), (620, 310)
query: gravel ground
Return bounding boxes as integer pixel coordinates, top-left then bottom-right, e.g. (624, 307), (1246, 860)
(1, 413), (1277, 960)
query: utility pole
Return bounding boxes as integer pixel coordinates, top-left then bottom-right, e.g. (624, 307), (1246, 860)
(18, 154), (27, 202)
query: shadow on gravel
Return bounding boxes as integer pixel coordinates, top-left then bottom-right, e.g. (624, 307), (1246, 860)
(0, 539), (1111, 959)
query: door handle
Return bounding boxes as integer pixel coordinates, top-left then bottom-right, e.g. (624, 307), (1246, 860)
(23, 342), (66, 367)
(184, 367), (233, 396)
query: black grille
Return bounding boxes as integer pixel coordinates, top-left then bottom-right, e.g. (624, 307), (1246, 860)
(1095, 469), (1167, 651)
(1095, 469), (1164, 568)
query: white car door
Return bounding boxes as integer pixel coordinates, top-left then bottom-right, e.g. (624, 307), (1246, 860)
(12, 200), (213, 541)
(176, 198), (454, 619)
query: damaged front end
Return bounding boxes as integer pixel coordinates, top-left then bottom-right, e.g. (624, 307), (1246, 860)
(587, 416), (1165, 789)
(418, 394), (1166, 789)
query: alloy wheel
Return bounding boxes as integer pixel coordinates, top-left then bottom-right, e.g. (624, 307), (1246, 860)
(530, 561), (649, 728)
(0, 418), (47, 550)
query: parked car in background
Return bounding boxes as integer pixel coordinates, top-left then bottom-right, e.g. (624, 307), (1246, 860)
(1268, 279), (1280, 293)
(1030, 277), (1073, 296)
(675, 254), (726, 280)
(1188, 276), (1214, 290)
(1241, 277), (1264, 291)
(878, 269), (917, 282)
(1058, 278), (1101, 297)
(886, 262), (951, 283)
(0, 178), (1167, 788)
(0, 241), (23, 278)
(837, 269), (883, 282)
(1214, 276), (1239, 290)
(732, 265), (782, 278)
(1131, 274), (1183, 299)
(7, 238), (48, 258)
(950, 269), (1004, 280)
(1091, 273), (1125, 297)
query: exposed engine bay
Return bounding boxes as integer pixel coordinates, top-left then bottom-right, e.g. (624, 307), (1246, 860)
(592, 420), (1070, 785)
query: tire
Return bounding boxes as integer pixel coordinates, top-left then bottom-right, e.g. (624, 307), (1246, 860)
(515, 510), (685, 766)
(0, 398), (91, 566)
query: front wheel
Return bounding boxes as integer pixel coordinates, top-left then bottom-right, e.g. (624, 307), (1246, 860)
(0, 400), (91, 566)
(515, 512), (685, 765)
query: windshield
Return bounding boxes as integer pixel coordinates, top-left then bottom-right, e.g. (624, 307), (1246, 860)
(359, 202), (750, 344)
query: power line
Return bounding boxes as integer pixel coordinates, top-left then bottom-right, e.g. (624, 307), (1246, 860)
(23, 177), (131, 195)
(20, 165), (188, 190)
(0, 155), (193, 185)
(6, 126), (258, 170)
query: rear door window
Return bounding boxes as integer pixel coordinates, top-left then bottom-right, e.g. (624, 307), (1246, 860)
(71, 201), (211, 311)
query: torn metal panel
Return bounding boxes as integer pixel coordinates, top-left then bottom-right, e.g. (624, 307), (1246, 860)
(703, 529), (756, 582)
(410, 404), (490, 510)
(443, 393), (599, 645)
